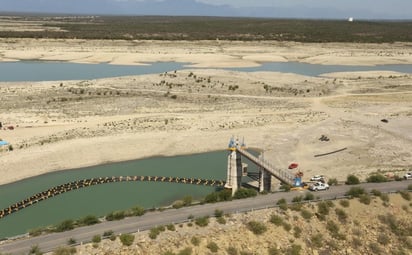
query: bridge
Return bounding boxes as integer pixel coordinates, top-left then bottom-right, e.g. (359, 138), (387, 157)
(0, 176), (225, 219)
(225, 137), (298, 194)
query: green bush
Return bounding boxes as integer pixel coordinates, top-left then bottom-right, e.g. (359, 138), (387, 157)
(79, 215), (99, 226)
(52, 247), (76, 255)
(377, 233), (390, 245)
(359, 194), (371, 205)
(217, 216), (226, 224)
(203, 192), (219, 203)
(280, 184), (291, 192)
(103, 230), (114, 237)
(328, 178), (338, 186)
(282, 222), (292, 232)
(214, 209), (224, 218)
(190, 236), (200, 246)
(300, 209), (313, 220)
(55, 219), (74, 232)
(218, 189), (233, 201)
(293, 226), (302, 238)
(166, 224), (176, 231)
(408, 184), (412, 190)
(195, 216), (209, 227)
(92, 235), (101, 243)
(131, 206), (145, 216)
(317, 201), (331, 216)
(29, 244), (43, 255)
(326, 220), (340, 237)
(303, 192), (315, 201)
(269, 214), (284, 226)
(339, 199), (350, 207)
(335, 208), (348, 222)
(399, 190), (411, 201)
(277, 198), (288, 211)
(268, 247), (281, 255)
(345, 175), (360, 185)
(227, 246), (238, 255)
(178, 247), (192, 255)
(246, 221), (267, 235)
(233, 188), (257, 199)
(345, 187), (366, 197)
(207, 242), (219, 253)
(310, 233), (323, 247)
(182, 196), (193, 206)
(119, 233), (135, 246)
(284, 244), (301, 255)
(105, 211), (125, 221)
(366, 174), (388, 183)
(67, 238), (76, 245)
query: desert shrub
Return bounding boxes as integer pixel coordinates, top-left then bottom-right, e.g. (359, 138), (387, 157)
(79, 215), (99, 226)
(227, 246), (238, 255)
(191, 236), (200, 246)
(366, 174), (388, 183)
(277, 198), (288, 211)
(345, 187), (366, 197)
(214, 209), (224, 218)
(67, 238), (76, 245)
(326, 220), (340, 236)
(282, 222), (292, 232)
(269, 214), (284, 226)
(345, 175), (360, 185)
(218, 189), (233, 201)
(377, 233), (390, 245)
(52, 247), (76, 255)
(92, 235), (101, 243)
(293, 226), (302, 238)
(352, 237), (362, 248)
(166, 224), (175, 231)
(55, 219), (74, 232)
(172, 200), (184, 209)
(29, 245), (43, 255)
(303, 192), (315, 201)
(310, 233), (323, 247)
(317, 201), (331, 216)
(207, 242), (219, 253)
(359, 194), (371, 204)
(203, 192), (219, 203)
(149, 227), (161, 239)
(105, 211), (125, 221)
(195, 216), (209, 227)
(246, 221), (267, 235)
(29, 227), (45, 237)
(280, 184), (291, 192)
(292, 195), (303, 203)
(162, 251), (175, 255)
(288, 203), (303, 211)
(131, 206), (145, 216)
(300, 209), (313, 220)
(103, 230), (114, 237)
(119, 233), (135, 246)
(268, 247), (281, 255)
(217, 216), (226, 224)
(379, 193), (390, 202)
(327, 178), (338, 186)
(339, 199), (350, 207)
(284, 244), (301, 255)
(399, 190), (411, 201)
(178, 247), (192, 255)
(335, 208), (348, 223)
(408, 184), (412, 190)
(371, 189), (382, 196)
(233, 188), (257, 199)
(182, 196), (193, 206)
(369, 242), (382, 254)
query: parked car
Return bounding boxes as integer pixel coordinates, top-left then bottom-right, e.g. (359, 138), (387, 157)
(309, 182), (329, 191)
(404, 172), (412, 180)
(310, 175), (325, 182)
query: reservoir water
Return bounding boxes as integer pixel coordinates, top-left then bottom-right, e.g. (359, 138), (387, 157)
(0, 151), (228, 238)
(0, 61), (411, 82)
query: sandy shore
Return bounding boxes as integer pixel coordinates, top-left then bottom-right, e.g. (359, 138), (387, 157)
(0, 39), (411, 186)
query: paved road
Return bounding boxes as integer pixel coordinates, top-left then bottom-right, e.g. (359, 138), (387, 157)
(1, 180), (411, 254)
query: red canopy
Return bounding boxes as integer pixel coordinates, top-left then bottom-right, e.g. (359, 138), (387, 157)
(288, 163), (299, 169)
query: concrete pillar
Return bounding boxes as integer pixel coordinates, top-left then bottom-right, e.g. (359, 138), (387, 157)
(225, 149), (243, 195)
(259, 169), (272, 192)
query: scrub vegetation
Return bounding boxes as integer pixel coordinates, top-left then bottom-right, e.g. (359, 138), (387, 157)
(1, 15), (412, 42)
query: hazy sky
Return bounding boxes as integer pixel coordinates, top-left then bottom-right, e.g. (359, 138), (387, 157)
(1, 0), (411, 19)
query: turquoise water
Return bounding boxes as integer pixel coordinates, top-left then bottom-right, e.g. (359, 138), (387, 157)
(0, 151), (228, 238)
(0, 61), (411, 82)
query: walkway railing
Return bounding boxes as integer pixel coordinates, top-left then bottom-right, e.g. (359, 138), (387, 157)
(237, 147), (295, 186)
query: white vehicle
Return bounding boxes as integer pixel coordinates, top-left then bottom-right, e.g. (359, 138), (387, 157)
(404, 172), (412, 180)
(310, 175), (325, 181)
(309, 182), (329, 191)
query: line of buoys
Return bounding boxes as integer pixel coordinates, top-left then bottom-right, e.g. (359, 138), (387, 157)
(0, 176), (225, 219)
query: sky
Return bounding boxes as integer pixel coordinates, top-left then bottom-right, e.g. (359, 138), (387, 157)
(1, 0), (411, 19)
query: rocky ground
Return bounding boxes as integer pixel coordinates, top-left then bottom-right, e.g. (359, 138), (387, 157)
(50, 192), (412, 255)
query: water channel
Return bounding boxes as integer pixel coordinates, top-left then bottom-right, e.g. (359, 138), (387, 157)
(0, 61), (411, 82)
(0, 151), (228, 238)
(0, 60), (411, 238)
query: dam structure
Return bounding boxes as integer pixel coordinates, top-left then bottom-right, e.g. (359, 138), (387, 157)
(225, 137), (296, 194)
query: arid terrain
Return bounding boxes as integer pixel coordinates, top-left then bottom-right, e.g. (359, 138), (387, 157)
(0, 39), (412, 186)
(53, 193), (412, 255)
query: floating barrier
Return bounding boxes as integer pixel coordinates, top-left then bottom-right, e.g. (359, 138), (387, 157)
(0, 176), (225, 219)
